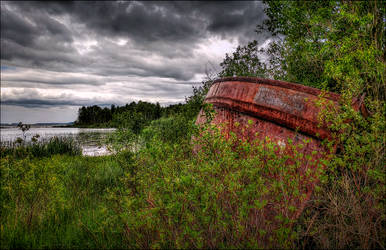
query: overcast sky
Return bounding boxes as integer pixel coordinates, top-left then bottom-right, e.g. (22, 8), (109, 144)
(1, 1), (270, 123)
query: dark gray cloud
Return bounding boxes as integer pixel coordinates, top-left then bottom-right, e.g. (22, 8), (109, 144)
(1, 2), (74, 51)
(2, 98), (80, 108)
(9, 1), (266, 43)
(1, 1), (269, 123)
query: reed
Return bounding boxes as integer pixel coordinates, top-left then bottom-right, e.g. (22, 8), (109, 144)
(0, 136), (82, 158)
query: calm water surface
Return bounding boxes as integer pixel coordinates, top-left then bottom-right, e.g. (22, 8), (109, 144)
(0, 127), (116, 156)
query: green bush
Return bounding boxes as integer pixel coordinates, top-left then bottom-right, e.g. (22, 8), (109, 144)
(104, 123), (326, 248)
(141, 114), (196, 145)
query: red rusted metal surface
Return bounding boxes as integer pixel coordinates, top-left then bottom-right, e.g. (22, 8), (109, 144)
(195, 76), (367, 223)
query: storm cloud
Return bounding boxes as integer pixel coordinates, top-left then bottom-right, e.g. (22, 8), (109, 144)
(1, 1), (269, 123)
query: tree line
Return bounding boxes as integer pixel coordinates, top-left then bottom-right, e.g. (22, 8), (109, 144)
(74, 101), (196, 133)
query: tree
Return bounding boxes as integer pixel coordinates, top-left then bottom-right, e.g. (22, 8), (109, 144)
(260, 0), (385, 97)
(219, 40), (267, 78)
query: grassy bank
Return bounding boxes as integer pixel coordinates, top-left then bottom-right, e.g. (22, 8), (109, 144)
(1, 119), (384, 249)
(0, 125), (305, 248)
(1, 154), (130, 249)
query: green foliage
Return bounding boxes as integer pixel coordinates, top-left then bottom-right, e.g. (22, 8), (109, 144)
(260, 1), (338, 88)
(107, 128), (138, 154)
(104, 122), (327, 248)
(219, 40), (267, 78)
(75, 105), (113, 127)
(112, 111), (148, 134)
(75, 101), (162, 129)
(141, 115), (196, 145)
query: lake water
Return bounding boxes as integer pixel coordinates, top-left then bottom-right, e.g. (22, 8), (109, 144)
(0, 127), (116, 156)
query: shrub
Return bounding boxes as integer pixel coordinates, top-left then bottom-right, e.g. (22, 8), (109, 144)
(105, 122), (327, 248)
(141, 114), (196, 145)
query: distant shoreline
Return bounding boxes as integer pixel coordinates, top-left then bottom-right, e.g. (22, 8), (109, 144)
(0, 122), (75, 129)
(0, 125), (116, 129)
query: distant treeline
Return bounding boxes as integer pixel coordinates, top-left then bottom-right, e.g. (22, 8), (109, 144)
(74, 101), (190, 132)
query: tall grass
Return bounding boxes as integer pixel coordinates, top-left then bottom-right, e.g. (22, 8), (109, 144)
(0, 153), (131, 249)
(0, 122), (328, 249)
(0, 116), (384, 249)
(1, 137), (82, 158)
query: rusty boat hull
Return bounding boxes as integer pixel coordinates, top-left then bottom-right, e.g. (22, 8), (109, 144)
(195, 77), (367, 222)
